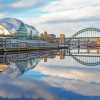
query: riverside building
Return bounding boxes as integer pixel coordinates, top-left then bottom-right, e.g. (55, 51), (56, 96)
(0, 18), (56, 52)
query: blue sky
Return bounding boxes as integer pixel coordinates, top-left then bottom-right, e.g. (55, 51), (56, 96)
(0, 0), (100, 36)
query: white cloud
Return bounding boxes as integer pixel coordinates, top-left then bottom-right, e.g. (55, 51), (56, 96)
(43, 0), (100, 12)
(20, 6), (100, 36)
(12, 0), (42, 8)
(34, 6), (100, 24)
(12, 0), (100, 36)
(35, 0), (100, 35)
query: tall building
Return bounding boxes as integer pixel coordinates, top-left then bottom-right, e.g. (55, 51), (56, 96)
(60, 34), (65, 45)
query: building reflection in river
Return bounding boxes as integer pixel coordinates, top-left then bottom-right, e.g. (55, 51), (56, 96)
(0, 50), (58, 77)
(0, 49), (99, 100)
(0, 48), (100, 78)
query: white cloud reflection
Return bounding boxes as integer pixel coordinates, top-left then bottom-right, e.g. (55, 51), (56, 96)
(34, 64), (100, 83)
(0, 76), (55, 100)
(42, 77), (100, 96)
(32, 56), (100, 96)
(0, 61), (100, 100)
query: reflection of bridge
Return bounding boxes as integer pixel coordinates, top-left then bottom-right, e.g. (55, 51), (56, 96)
(70, 54), (100, 66)
(42, 49), (100, 66)
(65, 28), (100, 66)
(0, 27), (100, 75)
(57, 49), (100, 66)
(0, 49), (99, 78)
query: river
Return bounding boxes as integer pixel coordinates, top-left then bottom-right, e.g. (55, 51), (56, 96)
(0, 49), (100, 100)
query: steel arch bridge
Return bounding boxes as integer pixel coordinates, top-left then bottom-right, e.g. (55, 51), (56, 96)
(68, 27), (100, 41)
(72, 27), (100, 37)
(66, 27), (100, 50)
(65, 27), (100, 66)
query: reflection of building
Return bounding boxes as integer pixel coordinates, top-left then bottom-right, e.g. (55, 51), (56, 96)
(96, 39), (100, 54)
(0, 64), (8, 72)
(0, 50), (52, 77)
(59, 50), (65, 59)
(96, 39), (100, 48)
(0, 57), (40, 77)
(44, 57), (48, 62)
(96, 39), (100, 44)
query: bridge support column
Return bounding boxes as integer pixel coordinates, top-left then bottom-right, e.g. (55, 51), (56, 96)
(78, 39), (80, 54)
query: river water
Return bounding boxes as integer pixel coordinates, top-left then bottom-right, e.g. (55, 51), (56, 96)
(0, 49), (100, 100)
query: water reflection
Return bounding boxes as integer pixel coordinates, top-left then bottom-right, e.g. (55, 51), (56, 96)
(68, 49), (100, 66)
(0, 49), (100, 78)
(0, 50), (57, 77)
(0, 49), (100, 100)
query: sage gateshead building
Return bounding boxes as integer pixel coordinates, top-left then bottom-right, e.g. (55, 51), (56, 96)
(0, 18), (56, 51)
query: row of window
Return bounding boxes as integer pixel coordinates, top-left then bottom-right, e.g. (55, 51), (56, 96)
(5, 42), (53, 48)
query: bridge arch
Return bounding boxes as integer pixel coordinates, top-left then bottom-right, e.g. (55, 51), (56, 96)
(72, 28), (100, 37)
(67, 27), (100, 66)
(70, 53), (100, 66)
(67, 27), (100, 44)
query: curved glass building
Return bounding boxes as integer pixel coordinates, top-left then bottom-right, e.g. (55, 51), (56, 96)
(0, 18), (39, 40)
(0, 18), (56, 51)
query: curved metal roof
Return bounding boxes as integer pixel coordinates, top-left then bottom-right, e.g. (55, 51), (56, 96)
(0, 18), (39, 36)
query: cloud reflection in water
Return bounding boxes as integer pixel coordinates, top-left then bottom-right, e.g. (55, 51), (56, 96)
(0, 50), (100, 100)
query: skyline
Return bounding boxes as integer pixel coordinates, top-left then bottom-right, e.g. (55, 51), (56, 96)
(0, 0), (100, 36)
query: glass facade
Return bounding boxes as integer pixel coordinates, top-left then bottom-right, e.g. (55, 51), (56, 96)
(16, 23), (27, 40)
(0, 18), (39, 40)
